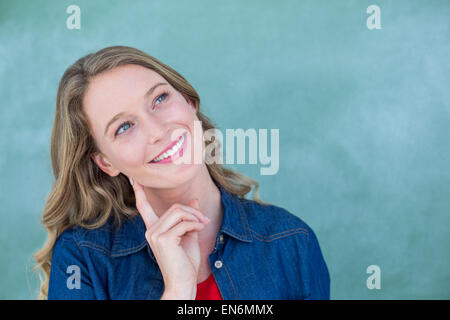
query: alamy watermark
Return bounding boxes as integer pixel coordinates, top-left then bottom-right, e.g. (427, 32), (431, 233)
(366, 265), (381, 290)
(366, 5), (381, 30)
(66, 5), (81, 30)
(168, 120), (279, 176)
(66, 264), (81, 289)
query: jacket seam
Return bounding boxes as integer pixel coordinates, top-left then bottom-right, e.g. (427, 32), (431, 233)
(112, 241), (148, 255)
(236, 200), (252, 241)
(76, 240), (111, 256)
(218, 250), (240, 299)
(72, 237), (148, 257)
(146, 276), (158, 300)
(71, 229), (97, 297)
(254, 227), (309, 238)
(111, 231), (121, 254)
(304, 228), (313, 299)
(221, 227), (248, 241)
(249, 227), (309, 242)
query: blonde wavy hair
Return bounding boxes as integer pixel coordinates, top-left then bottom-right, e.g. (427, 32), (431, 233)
(33, 45), (265, 299)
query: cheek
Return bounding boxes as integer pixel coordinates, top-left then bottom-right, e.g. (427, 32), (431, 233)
(164, 98), (195, 121)
(115, 141), (146, 168)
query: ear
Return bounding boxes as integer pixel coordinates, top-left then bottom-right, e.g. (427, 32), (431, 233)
(91, 152), (120, 177)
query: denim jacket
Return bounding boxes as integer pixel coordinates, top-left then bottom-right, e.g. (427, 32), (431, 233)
(47, 185), (330, 300)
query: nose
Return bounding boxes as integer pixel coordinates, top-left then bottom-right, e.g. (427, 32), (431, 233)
(144, 116), (166, 145)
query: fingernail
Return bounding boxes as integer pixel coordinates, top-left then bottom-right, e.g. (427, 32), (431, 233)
(129, 177), (133, 185)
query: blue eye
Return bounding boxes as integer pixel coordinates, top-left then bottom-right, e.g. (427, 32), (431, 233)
(115, 121), (132, 136)
(155, 92), (168, 105)
(114, 92), (169, 137)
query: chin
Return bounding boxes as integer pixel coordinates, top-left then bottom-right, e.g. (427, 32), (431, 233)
(144, 164), (201, 188)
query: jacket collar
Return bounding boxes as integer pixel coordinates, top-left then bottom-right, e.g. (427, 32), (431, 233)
(111, 184), (253, 259)
(217, 184), (253, 243)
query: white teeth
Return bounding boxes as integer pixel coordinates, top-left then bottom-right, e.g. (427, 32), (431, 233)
(152, 135), (184, 163)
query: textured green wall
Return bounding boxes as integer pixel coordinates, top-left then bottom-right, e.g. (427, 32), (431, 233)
(0, 0), (449, 299)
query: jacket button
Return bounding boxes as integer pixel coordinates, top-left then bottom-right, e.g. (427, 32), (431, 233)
(214, 260), (223, 269)
(219, 234), (224, 244)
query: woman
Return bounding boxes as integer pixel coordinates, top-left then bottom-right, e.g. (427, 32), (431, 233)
(34, 46), (330, 300)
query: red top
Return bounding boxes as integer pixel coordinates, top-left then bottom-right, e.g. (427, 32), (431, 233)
(195, 273), (223, 300)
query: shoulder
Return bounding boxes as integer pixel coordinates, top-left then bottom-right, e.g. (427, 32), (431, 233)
(238, 197), (315, 244)
(53, 223), (114, 257)
(54, 214), (144, 257)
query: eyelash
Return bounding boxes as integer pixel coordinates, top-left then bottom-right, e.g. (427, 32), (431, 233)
(114, 91), (169, 136)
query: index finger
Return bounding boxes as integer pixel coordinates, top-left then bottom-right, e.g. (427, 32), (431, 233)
(130, 178), (159, 228)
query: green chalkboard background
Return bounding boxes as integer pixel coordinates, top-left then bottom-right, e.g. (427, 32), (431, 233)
(0, 0), (449, 299)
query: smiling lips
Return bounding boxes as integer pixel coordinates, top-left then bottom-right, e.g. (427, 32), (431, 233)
(150, 133), (186, 163)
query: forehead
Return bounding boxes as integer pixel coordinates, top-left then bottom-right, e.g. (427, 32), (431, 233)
(82, 64), (167, 133)
(84, 64), (165, 110)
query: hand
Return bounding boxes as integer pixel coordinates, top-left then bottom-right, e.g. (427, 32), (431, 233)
(129, 178), (210, 299)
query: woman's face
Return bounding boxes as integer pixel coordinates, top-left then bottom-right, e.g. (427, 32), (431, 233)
(83, 64), (202, 189)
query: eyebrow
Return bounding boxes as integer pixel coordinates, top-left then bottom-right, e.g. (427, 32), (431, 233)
(104, 82), (168, 136)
